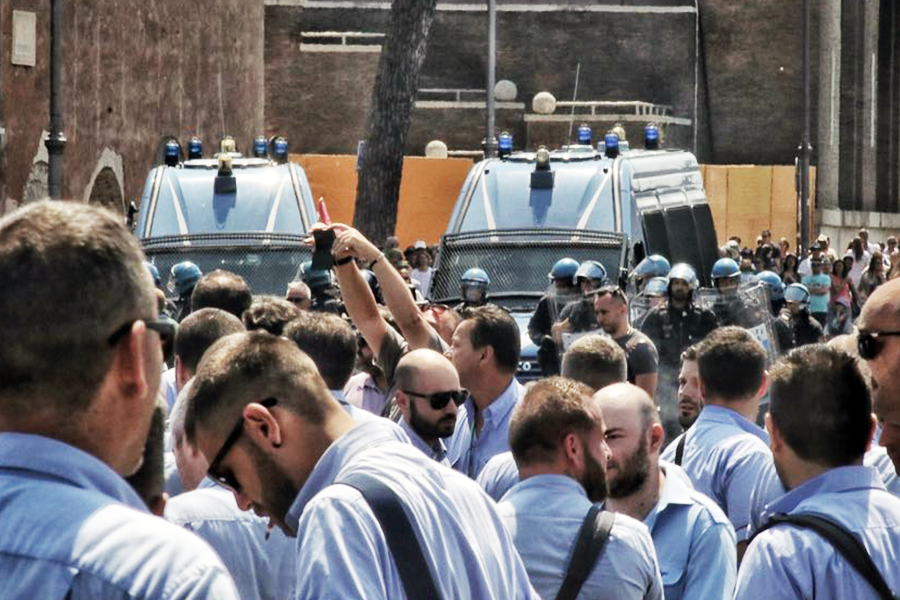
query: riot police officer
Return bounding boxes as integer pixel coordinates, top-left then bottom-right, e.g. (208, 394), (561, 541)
(640, 263), (717, 440)
(782, 283), (824, 347)
(555, 260), (607, 333)
(299, 260), (343, 314)
(457, 267), (491, 311)
(168, 261), (202, 322)
(630, 254), (671, 295)
(756, 270), (793, 352)
(709, 257), (755, 327)
(528, 257), (580, 346)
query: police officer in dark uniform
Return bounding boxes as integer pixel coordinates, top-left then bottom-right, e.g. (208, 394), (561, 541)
(709, 258), (756, 328)
(556, 260), (607, 332)
(528, 258), (580, 346)
(168, 261), (202, 323)
(640, 263), (717, 440)
(782, 283), (825, 347)
(756, 270), (793, 353)
(300, 260), (343, 314)
(455, 267), (491, 313)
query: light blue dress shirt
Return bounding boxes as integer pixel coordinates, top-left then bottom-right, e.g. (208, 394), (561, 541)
(644, 463), (737, 600)
(343, 371), (388, 415)
(285, 420), (538, 599)
(165, 486), (296, 600)
(498, 474), (664, 600)
(660, 404), (772, 540)
(477, 450), (520, 501)
(398, 416), (450, 465)
(0, 432), (239, 599)
(448, 378), (524, 478)
(735, 466), (900, 600)
(865, 445), (900, 496)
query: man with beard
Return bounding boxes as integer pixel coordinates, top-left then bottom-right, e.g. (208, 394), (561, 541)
(675, 345), (704, 432)
(184, 331), (537, 599)
(598, 383), (736, 600)
(858, 278), (900, 475)
(735, 345), (900, 599)
(497, 377), (663, 600)
(660, 327), (772, 559)
(640, 263), (717, 441)
(593, 286), (659, 399)
(393, 349), (464, 465)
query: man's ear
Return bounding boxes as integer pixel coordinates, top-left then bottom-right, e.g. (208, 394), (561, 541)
(396, 390), (410, 411)
(648, 422), (665, 455)
(243, 402), (283, 449)
(479, 344), (495, 368)
(765, 412), (783, 453)
(756, 371), (770, 400)
(562, 432), (583, 471)
(111, 321), (151, 406)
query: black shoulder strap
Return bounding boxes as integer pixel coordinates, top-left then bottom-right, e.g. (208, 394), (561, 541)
(754, 514), (897, 600)
(674, 434), (686, 466)
(340, 473), (442, 600)
(554, 506), (616, 600)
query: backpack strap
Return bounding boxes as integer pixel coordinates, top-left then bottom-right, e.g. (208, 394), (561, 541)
(674, 434), (687, 466)
(340, 473), (442, 600)
(554, 506), (616, 600)
(753, 513), (897, 600)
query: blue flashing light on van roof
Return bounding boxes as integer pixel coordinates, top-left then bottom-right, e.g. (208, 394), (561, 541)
(498, 132), (513, 158)
(604, 132), (620, 159)
(187, 137), (203, 160)
(273, 137), (289, 162)
(253, 136), (268, 158)
(577, 124), (592, 145)
(165, 140), (180, 166)
(644, 123), (660, 149)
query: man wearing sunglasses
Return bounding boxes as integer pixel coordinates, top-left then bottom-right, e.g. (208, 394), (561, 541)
(184, 331), (537, 599)
(394, 349), (465, 465)
(0, 201), (238, 598)
(858, 279), (900, 474)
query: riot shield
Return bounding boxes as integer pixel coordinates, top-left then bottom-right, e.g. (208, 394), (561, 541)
(694, 283), (781, 362)
(630, 291), (666, 329)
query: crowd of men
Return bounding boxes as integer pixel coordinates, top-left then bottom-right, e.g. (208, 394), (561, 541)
(2, 199), (900, 599)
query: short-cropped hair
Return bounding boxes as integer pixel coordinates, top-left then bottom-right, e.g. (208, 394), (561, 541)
(191, 270), (253, 319)
(184, 331), (332, 445)
(697, 326), (766, 401)
(561, 335), (627, 392)
(283, 313), (357, 390)
(175, 308), (246, 373)
(680, 343), (699, 363)
(769, 344), (871, 467)
(509, 377), (596, 465)
(242, 295), (300, 335)
(464, 305), (520, 374)
(0, 201), (154, 415)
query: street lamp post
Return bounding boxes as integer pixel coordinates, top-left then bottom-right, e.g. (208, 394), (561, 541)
(46, 0), (66, 199)
(798, 0), (811, 257)
(485, 0), (497, 158)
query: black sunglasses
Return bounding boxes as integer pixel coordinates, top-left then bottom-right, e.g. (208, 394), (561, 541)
(403, 389), (468, 411)
(857, 331), (900, 361)
(207, 397), (279, 491)
(107, 318), (176, 346)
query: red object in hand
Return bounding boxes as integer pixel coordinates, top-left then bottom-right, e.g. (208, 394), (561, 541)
(317, 198), (332, 225)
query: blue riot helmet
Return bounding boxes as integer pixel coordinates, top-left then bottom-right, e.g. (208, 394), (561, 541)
(299, 260), (333, 292)
(634, 254), (671, 279)
(756, 270), (785, 301)
(711, 257), (741, 293)
(549, 257), (579, 281)
(574, 260), (608, 290)
(168, 261), (202, 296)
(359, 269), (383, 305)
(644, 277), (669, 296)
(784, 283), (810, 311)
(144, 262), (161, 288)
(461, 267), (490, 305)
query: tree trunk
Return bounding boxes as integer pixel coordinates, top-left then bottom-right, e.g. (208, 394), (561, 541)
(353, 0), (438, 246)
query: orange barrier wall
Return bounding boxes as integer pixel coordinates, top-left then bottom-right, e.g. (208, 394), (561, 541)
(295, 154), (812, 251)
(701, 165), (816, 250)
(292, 154), (473, 247)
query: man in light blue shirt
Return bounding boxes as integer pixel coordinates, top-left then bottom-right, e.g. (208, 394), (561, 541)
(598, 383), (737, 600)
(735, 344), (900, 599)
(446, 304), (525, 477)
(185, 331), (538, 599)
(660, 326), (774, 556)
(393, 348), (466, 465)
(498, 377), (664, 599)
(0, 201), (238, 598)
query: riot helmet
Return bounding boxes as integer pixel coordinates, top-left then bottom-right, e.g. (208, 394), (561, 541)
(634, 254), (671, 279)
(784, 283), (810, 313)
(299, 260), (333, 293)
(574, 260), (608, 293)
(549, 258), (580, 281)
(667, 262), (698, 304)
(168, 261), (202, 296)
(461, 267), (490, 305)
(756, 270), (785, 302)
(711, 258), (741, 294)
(644, 277), (669, 296)
(144, 261), (161, 288)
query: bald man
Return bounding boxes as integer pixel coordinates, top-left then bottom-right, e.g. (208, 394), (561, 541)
(598, 383), (736, 600)
(394, 349), (466, 465)
(857, 278), (900, 474)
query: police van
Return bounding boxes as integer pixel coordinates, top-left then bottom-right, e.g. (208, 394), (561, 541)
(134, 136), (317, 296)
(429, 125), (719, 379)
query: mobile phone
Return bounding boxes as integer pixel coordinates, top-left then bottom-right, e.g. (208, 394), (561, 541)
(311, 229), (336, 270)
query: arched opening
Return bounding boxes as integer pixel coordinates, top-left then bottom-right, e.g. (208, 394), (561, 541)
(23, 160), (49, 204)
(88, 167), (124, 214)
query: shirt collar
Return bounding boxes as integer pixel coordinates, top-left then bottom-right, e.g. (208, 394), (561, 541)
(0, 432), (147, 511)
(511, 473), (588, 498)
(696, 404), (770, 444)
(398, 417), (447, 460)
(468, 378), (522, 428)
(643, 462), (695, 529)
(761, 465), (885, 524)
(285, 421), (399, 532)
